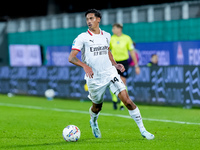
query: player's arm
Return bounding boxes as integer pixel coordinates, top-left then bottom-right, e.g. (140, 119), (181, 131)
(129, 50), (138, 65)
(127, 36), (140, 74)
(108, 50), (117, 66)
(108, 50), (125, 73)
(68, 50), (94, 78)
(68, 50), (84, 67)
(129, 50), (140, 74)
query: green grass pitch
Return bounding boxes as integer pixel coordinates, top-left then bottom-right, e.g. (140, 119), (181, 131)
(0, 94), (200, 150)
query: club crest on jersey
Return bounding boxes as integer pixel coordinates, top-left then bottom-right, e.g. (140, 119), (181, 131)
(72, 40), (76, 46)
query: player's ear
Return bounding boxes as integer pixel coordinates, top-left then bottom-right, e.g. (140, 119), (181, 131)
(97, 17), (101, 23)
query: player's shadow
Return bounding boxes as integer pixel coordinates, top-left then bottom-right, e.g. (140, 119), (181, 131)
(0, 141), (66, 149)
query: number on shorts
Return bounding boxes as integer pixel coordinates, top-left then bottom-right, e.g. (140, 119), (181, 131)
(111, 77), (119, 83)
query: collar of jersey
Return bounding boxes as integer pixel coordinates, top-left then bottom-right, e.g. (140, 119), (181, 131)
(112, 33), (124, 38)
(87, 29), (103, 36)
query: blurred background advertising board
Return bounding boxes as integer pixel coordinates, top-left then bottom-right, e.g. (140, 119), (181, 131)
(9, 45), (42, 66)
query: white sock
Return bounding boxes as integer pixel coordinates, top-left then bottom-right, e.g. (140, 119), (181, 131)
(89, 107), (99, 125)
(128, 107), (146, 133)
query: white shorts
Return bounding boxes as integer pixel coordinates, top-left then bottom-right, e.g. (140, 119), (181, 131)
(85, 67), (126, 104)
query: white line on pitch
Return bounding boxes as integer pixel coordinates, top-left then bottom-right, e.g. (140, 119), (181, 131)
(0, 102), (200, 125)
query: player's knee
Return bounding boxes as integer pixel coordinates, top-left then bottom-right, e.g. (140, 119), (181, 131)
(92, 105), (102, 113)
(124, 99), (132, 107)
(118, 90), (136, 109)
(123, 98), (136, 110)
(96, 106), (102, 113)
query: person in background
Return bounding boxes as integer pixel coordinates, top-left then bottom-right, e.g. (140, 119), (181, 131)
(147, 54), (158, 67)
(110, 23), (140, 110)
(128, 42), (139, 66)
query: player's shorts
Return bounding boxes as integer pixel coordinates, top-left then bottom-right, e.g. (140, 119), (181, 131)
(116, 59), (129, 78)
(85, 67), (126, 104)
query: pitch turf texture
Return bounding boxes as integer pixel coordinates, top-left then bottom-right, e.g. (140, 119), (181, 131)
(0, 95), (200, 150)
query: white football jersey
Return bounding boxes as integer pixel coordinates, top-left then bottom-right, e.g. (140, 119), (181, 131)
(72, 29), (113, 76)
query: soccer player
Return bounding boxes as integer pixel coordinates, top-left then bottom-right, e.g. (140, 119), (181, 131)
(110, 23), (140, 110)
(68, 9), (154, 140)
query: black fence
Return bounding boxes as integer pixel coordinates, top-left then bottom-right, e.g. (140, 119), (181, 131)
(0, 66), (200, 107)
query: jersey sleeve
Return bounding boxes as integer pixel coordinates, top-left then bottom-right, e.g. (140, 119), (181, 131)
(107, 33), (112, 50)
(72, 34), (84, 51)
(127, 36), (134, 51)
(107, 33), (111, 44)
(104, 32), (111, 50)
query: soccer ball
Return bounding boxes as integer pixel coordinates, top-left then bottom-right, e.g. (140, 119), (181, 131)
(62, 125), (81, 142)
(44, 89), (55, 100)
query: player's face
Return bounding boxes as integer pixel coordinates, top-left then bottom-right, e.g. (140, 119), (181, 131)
(112, 26), (122, 35)
(86, 13), (100, 30)
(152, 55), (158, 64)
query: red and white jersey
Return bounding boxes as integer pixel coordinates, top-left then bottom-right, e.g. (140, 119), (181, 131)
(72, 29), (113, 76)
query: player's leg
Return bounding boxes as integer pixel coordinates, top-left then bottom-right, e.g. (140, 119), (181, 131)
(119, 76), (126, 110)
(118, 90), (136, 110)
(120, 76), (126, 85)
(119, 62), (128, 110)
(89, 102), (102, 124)
(110, 88), (125, 110)
(118, 90), (154, 140)
(89, 102), (103, 138)
(109, 74), (154, 140)
(90, 102), (103, 114)
(88, 82), (108, 138)
(110, 75), (127, 111)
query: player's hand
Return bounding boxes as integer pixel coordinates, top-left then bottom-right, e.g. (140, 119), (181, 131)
(114, 64), (125, 73)
(135, 66), (140, 74)
(83, 65), (94, 78)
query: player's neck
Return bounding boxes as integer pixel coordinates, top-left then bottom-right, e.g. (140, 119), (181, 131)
(89, 27), (100, 34)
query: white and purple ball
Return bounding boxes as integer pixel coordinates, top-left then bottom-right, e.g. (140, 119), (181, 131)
(62, 125), (81, 142)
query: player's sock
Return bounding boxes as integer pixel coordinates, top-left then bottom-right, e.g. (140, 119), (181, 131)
(89, 107), (102, 138)
(128, 107), (146, 133)
(89, 107), (99, 125)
